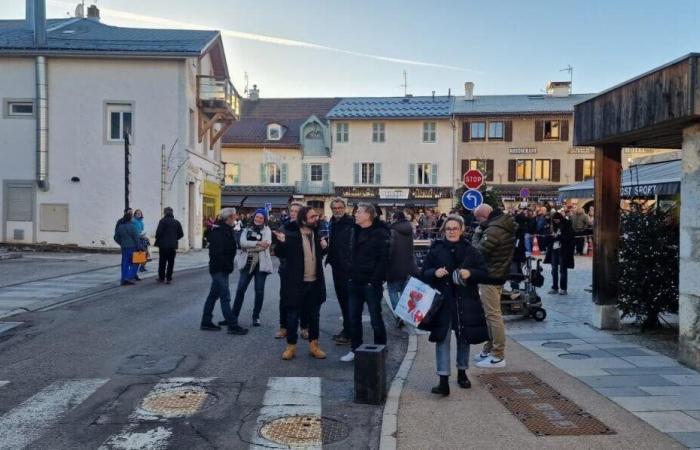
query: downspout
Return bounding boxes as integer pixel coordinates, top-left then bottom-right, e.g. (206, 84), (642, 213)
(36, 55), (49, 191)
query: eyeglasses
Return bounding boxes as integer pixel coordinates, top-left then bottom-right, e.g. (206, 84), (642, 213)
(445, 227), (461, 232)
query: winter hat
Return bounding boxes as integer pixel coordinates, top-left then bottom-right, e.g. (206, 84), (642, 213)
(254, 208), (269, 224)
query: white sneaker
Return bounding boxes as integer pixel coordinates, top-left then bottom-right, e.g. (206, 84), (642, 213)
(340, 351), (355, 362)
(474, 351), (490, 362)
(476, 357), (506, 368)
(559, 290), (568, 296)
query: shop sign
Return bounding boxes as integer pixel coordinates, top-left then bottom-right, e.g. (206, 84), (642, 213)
(621, 184), (656, 197)
(509, 148), (537, 154)
(379, 188), (410, 199)
(339, 187), (377, 198)
(623, 147), (656, 154)
(568, 147), (594, 154)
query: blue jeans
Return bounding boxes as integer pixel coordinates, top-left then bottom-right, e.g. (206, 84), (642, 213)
(120, 247), (138, 282)
(550, 249), (568, 291)
(231, 267), (268, 324)
(436, 332), (470, 376)
(348, 280), (387, 351)
(202, 272), (234, 327)
(387, 280), (407, 311)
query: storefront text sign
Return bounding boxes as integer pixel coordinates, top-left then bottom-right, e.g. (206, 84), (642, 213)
(509, 148), (537, 154)
(379, 188), (410, 199)
(621, 184), (656, 197)
(568, 147), (595, 154)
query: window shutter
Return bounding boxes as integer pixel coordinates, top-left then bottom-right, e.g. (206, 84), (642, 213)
(302, 163), (310, 182)
(534, 120), (544, 142)
(508, 160), (516, 182)
(575, 159), (584, 182)
(560, 119), (569, 141)
(486, 159), (495, 181)
(461, 159), (469, 177)
(504, 121), (513, 142)
(322, 163), (329, 181)
(353, 163), (360, 184)
(281, 163), (288, 184)
(375, 163), (382, 185)
(551, 159), (561, 182)
(462, 121), (470, 142)
(260, 163), (266, 184)
(431, 164), (438, 185)
(409, 164), (415, 185)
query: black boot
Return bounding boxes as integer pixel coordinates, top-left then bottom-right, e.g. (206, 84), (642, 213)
(431, 375), (450, 396)
(457, 370), (471, 389)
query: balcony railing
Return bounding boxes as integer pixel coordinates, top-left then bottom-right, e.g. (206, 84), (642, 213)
(295, 180), (335, 195)
(197, 75), (241, 119)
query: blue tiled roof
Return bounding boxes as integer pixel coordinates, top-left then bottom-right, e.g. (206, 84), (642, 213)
(452, 94), (596, 116)
(327, 96), (453, 119)
(0, 18), (218, 55)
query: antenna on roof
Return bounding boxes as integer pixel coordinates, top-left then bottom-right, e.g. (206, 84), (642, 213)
(401, 70), (409, 97)
(244, 72), (249, 95)
(560, 64), (573, 90)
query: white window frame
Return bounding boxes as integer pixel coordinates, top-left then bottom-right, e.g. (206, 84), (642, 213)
(415, 163), (433, 185)
(422, 122), (437, 143)
(372, 123), (386, 143)
(310, 164), (323, 182)
(266, 163), (281, 184)
(360, 162), (377, 185)
(224, 163), (240, 185)
(267, 124), (283, 141)
(336, 122), (349, 143)
(470, 121), (486, 140)
(106, 103), (133, 144)
(488, 121), (504, 140)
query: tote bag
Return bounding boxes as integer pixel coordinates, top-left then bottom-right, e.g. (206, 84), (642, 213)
(395, 277), (438, 327)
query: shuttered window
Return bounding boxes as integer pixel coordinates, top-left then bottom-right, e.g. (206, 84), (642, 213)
(336, 123), (349, 143)
(534, 159), (551, 181)
(372, 123), (386, 143)
(422, 122), (437, 143)
(468, 159), (494, 182)
(470, 122), (486, 140)
(224, 163), (240, 185)
(516, 159), (533, 181)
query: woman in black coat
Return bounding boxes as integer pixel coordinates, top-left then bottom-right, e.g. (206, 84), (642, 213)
(420, 215), (489, 396)
(544, 212), (575, 295)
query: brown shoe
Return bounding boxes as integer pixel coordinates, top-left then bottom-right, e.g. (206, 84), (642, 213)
(309, 340), (326, 359)
(282, 344), (296, 360)
(300, 328), (309, 340)
(275, 328), (287, 339)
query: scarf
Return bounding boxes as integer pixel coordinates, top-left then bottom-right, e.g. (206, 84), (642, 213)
(301, 227), (317, 282)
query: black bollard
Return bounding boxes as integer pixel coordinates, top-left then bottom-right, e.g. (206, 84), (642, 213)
(353, 344), (387, 405)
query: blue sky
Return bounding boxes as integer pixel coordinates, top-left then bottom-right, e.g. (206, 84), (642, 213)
(2, 0), (698, 98)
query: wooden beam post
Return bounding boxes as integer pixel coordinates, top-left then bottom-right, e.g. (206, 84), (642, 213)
(591, 144), (622, 329)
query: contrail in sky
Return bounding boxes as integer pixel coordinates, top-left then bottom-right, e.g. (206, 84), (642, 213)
(48, 0), (479, 73)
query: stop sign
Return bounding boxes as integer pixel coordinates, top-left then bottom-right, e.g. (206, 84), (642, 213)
(464, 169), (484, 189)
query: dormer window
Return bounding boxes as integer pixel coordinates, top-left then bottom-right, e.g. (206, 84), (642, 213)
(267, 123), (283, 141)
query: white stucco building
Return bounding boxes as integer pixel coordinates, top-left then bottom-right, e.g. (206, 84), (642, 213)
(0, 1), (239, 249)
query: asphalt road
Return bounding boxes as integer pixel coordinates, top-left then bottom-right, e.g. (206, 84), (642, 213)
(0, 264), (408, 450)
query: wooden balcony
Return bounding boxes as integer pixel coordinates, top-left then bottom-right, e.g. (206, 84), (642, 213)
(197, 75), (241, 149)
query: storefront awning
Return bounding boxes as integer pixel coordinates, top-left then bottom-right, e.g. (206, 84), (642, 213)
(222, 193), (291, 209)
(558, 159), (681, 199)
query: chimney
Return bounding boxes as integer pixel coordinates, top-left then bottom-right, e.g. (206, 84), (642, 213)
(464, 82), (474, 101)
(31, 0), (47, 47)
(248, 84), (260, 101)
(87, 4), (100, 21)
(546, 81), (571, 97)
(74, 3), (85, 18)
(25, 0), (34, 30)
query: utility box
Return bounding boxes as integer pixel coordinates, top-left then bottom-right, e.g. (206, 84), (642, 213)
(354, 344), (387, 405)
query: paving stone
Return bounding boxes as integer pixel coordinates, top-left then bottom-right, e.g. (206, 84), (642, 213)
(550, 357), (636, 370)
(685, 411), (700, 420)
(594, 387), (650, 397)
(635, 412), (700, 433)
(622, 355), (681, 368)
(613, 396), (700, 412)
(580, 375), (679, 388)
(605, 367), (696, 376)
(508, 332), (580, 341)
(604, 347), (657, 357)
(561, 367), (610, 377)
(663, 375), (700, 385)
(640, 386), (700, 396)
(669, 432), (700, 448)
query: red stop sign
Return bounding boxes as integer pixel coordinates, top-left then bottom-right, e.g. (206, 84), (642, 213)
(464, 169), (484, 189)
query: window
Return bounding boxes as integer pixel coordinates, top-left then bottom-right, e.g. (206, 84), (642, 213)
(107, 103), (133, 142)
(267, 124), (282, 141)
(310, 164), (323, 182)
(516, 159), (533, 181)
(361, 163), (376, 184)
(422, 122), (436, 143)
(372, 123), (385, 143)
(544, 120), (560, 140)
(224, 163), (240, 185)
(583, 159), (595, 180)
(266, 163), (281, 184)
(470, 122), (486, 140)
(7, 101), (34, 116)
(336, 122), (349, 143)
(415, 163), (433, 185)
(488, 121), (504, 140)
(535, 159), (551, 181)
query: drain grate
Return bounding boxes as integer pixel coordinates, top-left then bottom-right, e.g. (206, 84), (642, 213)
(479, 372), (615, 436)
(542, 341), (572, 349)
(558, 352), (591, 360)
(259, 415), (349, 446)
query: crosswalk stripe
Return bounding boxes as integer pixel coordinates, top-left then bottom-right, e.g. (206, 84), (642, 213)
(251, 377), (322, 450)
(0, 378), (108, 450)
(0, 382), (8, 389)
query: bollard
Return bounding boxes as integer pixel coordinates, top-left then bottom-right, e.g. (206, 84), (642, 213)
(353, 344), (387, 405)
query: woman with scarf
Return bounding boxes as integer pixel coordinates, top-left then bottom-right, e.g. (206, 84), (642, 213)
(229, 209), (274, 328)
(544, 212), (575, 295)
(420, 215), (489, 396)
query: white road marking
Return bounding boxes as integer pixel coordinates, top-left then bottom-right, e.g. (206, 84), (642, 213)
(251, 377), (322, 450)
(0, 381), (8, 389)
(0, 378), (108, 450)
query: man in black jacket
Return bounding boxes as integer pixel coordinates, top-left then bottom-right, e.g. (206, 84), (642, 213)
(200, 207), (247, 335)
(340, 203), (389, 362)
(326, 198), (354, 345)
(154, 207), (184, 284)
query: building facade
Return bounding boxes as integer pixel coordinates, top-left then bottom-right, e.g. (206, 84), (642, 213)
(0, 4), (239, 249)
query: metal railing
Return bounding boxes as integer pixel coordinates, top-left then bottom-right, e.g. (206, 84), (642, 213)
(197, 75), (241, 118)
(294, 180), (335, 195)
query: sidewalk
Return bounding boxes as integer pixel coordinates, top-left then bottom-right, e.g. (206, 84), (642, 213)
(395, 256), (700, 449)
(0, 250), (209, 318)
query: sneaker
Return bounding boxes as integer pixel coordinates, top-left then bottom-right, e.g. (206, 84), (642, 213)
(228, 325), (249, 335)
(559, 290), (568, 296)
(474, 351), (490, 362)
(476, 356), (506, 368)
(120, 280), (136, 286)
(547, 289), (558, 294)
(340, 351), (355, 362)
(252, 318), (261, 327)
(200, 323), (221, 331)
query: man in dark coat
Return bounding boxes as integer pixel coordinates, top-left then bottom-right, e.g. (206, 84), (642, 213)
(273, 206), (328, 361)
(544, 212), (575, 295)
(387, 211), (419, 326)
(274, 203), (304, 339)
(200, 208), (246, 335)
(340, 203), (389, 363)
(326, 198), (354, 345)
(154, 207), (184, 284)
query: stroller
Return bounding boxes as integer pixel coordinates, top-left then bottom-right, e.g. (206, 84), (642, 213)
(500, 256), (547, 321)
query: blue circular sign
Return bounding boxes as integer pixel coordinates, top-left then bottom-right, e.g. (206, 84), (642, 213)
(461, 189), (484, 211)
(519, 187), (530, 198)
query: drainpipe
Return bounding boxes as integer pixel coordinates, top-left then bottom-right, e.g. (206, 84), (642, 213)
(34, 0), (49, 191)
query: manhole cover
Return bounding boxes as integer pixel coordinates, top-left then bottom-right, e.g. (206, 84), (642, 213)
(542, 341), (572, 349)
(139, 386), (215, 418)
(259, 416), (349, 446)
(558, 352), (591, 360)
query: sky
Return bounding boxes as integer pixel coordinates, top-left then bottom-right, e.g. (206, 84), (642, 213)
(2, 0), (699, 98)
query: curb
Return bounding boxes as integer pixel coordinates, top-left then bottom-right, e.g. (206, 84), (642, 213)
(0, 253), (22, 261)
(379, 331), (418, 450)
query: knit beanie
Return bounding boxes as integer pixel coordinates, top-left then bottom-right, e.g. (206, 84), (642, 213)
(254, 208), (269, 225)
